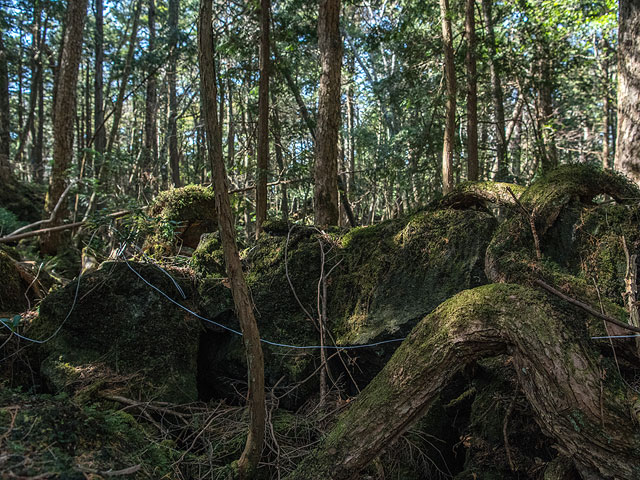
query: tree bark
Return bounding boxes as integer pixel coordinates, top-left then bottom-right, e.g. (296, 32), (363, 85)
(168, 0), (180, 187)
(286, 284), (640, 480)
(465, 0), (478, 181)
(539, 56), (557, 172)
(271, 94), (289, 220)
(13, 5), (43, 169)
(226, 77), (235, 169)
(255, 0), (270, 237)
(84, 0), (141, 220)
(198, 1), (265, 477)
(440, 0), (455, 194)
(41, 0), (88, 255)
(94, 0), (105, 158)
(142, 0), (158, 195)
(0, 24), (11, 183)
(314, 0), (342, 226)
(481, 0), (508, 180)
(615, 0), (640, 183)
(106, 0), (141, 155)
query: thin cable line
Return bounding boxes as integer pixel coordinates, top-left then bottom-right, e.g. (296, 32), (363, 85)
(120, 252), (406, 350)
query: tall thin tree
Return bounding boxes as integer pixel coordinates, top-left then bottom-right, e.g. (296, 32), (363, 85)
(465, 0), (478, 181)
(168, 0), (180, 187)
(198, 0), (265, 477)
(615, 0), (640, 183)
(440, 0), (455, 194)
(255, 0), (270, 237)
(41, 0), (88, 254)
(94, 0), (105, 158)
(315, 0), (342, 226)
(481, 0), (508, 180)
(142, 0), (158, 195)
(0, 22), (11, 183)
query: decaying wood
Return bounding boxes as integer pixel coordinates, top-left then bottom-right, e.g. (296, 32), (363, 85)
(286, 284), (640, 480)
(0, 210), (130, 244)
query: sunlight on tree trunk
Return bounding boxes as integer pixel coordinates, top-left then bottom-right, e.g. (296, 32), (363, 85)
(615, 0), (640, 184)
(198, 1), (266, 476)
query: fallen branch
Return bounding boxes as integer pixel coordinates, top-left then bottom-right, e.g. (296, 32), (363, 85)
(8, 180), (78, 237)
(0, 210), (130, 244)
(533, 278), (640, 334)
(77, 464), (141, 476)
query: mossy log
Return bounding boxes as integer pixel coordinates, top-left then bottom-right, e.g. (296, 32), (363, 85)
(286, 284), (640, 480)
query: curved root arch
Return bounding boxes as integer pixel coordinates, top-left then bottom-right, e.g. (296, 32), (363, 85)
(286, 284), (640, 480)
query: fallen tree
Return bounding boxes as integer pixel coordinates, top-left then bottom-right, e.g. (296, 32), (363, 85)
(287, 284), (640, 480)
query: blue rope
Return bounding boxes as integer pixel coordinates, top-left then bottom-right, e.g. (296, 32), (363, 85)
(1, 267), (83, 344)
(120, 253), (406, 350)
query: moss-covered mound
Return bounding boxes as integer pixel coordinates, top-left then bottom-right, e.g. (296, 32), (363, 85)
(0, 388), (177, 479)
(194, 208), (497, 403)
(32, 261), (202, 403)
(0, 178), (44, 225)
(0, 246), (44, 313)
(143, 184), (217, 255)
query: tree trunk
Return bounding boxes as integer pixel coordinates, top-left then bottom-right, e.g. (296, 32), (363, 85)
(615, 0), (640, 183)
(314, 0), (342, 226)
(481, 0), (508, 180)
(41, 0), (88, 255)
(14, 6), (43, 168)
(106, 0), (141, 155)
(271, 95), (289, 220)
(34, 45), (45, 183)
(346, 52), (356, 193)
(255, 0), (270, 237)
(226, 77), (235, 169)
(84, 0), (141, 220)
(0, 24), (11, 183)
(94, 0), (105, 158)
(286, 284), (640, 480)
(142, 0), (158, 195)
(198, 1), (266, 477)
(168, 0), (180, 187)
(440, 0), (455, 194)
(465, 0), (478, 181)
(539, 56), (557, 172)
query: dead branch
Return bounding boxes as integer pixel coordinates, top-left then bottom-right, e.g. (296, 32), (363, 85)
(0, 210), (130, 244)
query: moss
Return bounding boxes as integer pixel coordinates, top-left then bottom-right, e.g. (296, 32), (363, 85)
(193, 209), (497, 405)
(191, 232), (225, 277)
(30, 261), (202, 403)
(0, 388), (176, 479)
(0, 177), (45, 224)
(142, 184), (218, 255)
(0, 248), (28, 313)
(333, 208), (496, 345)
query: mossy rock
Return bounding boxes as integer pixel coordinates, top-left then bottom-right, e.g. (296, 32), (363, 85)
(0, 388), (177, 479)
(0, 247), (32, 313)
(143, 184), (217, 255)
(191, 232), (225, 277)
(0, 177), (44, 224)
(32, 261), (202, 403)
(194, 209), (497, 404)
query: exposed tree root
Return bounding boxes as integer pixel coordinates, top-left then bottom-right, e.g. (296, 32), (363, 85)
(286, 284), (640, 480)
(438, 181), (525, 210)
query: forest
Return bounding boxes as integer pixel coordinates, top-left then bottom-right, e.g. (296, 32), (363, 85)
(1, 0), (640, 478)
